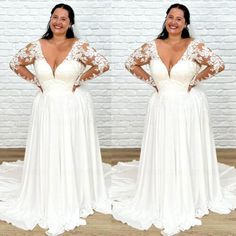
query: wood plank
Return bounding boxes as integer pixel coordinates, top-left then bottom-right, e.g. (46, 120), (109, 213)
(1, 148), (235, 166)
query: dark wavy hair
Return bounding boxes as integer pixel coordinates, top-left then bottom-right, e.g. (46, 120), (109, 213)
(41, 3), (75, 39)
(157, 3), (190, 39)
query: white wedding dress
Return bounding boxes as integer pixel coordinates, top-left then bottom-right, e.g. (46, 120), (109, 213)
(0, 40), (111, 236)
(111, 40), (236, 235)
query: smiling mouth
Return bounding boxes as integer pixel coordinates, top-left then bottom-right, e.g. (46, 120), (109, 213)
(53, 25), (63, 29)
(169, 26), (178, 29)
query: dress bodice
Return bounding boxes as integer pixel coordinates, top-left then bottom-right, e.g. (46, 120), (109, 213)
(148, 40), (201, 90)
(10, 39), (109, 92)
(125, 39), (225, 91)
(33, 41), (86, 91)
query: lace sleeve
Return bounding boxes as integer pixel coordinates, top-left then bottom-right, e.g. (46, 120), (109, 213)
(74, 41), (109, 85)
(9, 42), (40, 86)
(125, 42), (156, 88)
(192, 42), (225, 84)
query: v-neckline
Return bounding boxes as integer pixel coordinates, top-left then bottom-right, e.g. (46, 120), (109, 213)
(154, 39), (193, 77)
(38, 39), (78, 77)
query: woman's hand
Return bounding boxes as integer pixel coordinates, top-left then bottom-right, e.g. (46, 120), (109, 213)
(188, 75), (199, 92)
(38, 85), (43, 93)
(72, 85), (80, 92)
(188, 84), (195, 92)
(188, 84), (194, 92)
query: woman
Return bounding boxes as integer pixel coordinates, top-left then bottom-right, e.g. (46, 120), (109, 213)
(111, 3), (236, 236)
(0, 3), (110, 236)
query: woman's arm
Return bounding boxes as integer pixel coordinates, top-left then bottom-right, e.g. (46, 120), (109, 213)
(188, 42), (225, 91)
(125, 42), (157, 90)
(9, 42), (40, 87)
(73, 41), (109, 90)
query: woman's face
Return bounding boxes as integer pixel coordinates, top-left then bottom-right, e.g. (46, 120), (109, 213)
(165, 8), (186, 37)
(50, 8), (71, 36)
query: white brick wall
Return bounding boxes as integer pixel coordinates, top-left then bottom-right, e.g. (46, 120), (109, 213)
(0, 0), (112, 147)
(0, 0), (235, 148)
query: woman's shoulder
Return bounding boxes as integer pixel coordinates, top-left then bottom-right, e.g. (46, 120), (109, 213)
(73, 38), (89, 47)
(18, 40), (40, 51)
(22, 39), (40, 47)
(136, 40), (156, 50)
(190, 38), (205, 46)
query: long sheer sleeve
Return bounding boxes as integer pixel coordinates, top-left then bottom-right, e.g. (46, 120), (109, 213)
(9, 42), (40, 86)
(191, 42), (225, 85)
(125, 43), (157, 88)
(74, 41), (109, 86)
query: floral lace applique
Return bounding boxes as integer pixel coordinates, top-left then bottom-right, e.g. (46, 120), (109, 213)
(70, 40), (109, 85)
(186, 40), (225, 83)
(125, 42), (157, 88)
(195, 42), (224, 76)
(9, 42), (41, 86)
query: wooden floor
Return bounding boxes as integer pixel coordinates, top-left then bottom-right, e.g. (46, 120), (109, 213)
(0, 148), (235, 236)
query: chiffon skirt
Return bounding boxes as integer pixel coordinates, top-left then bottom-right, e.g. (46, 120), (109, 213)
(0, 84), (111, 236)
(111, 86), (236, 236)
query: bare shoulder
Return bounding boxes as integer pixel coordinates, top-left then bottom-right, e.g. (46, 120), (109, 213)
(154, 38), (165, 49)
(186, 37), (194, 42)
(39, 38), (47, 45)
(69, 37), (79, 44)
(185, 37), (194, 45)
(38, 39), (51, 50)
(73, 38), (87, 45)
(155, 38), (164, 45)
